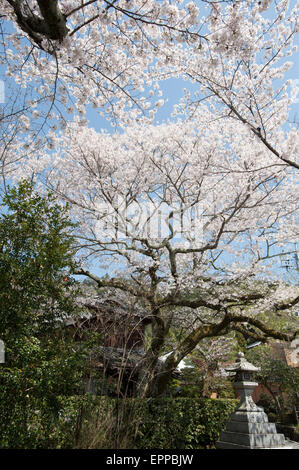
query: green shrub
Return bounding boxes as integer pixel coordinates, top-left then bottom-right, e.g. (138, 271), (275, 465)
(1, 379), (237, 449)
(131, 398), (238, 449)
(0, 393), (92, 449)
(74, 397), (238, 449)
(0, 182), (95, 449)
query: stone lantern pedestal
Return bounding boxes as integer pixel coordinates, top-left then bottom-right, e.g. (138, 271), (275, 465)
(216, 352), (291, 449)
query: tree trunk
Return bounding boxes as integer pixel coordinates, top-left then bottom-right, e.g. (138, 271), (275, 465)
(135, 351), (161, 398)
(135, 316), (167, 398)
(149, 350), (182, 397)
(202, 369), (212, 398)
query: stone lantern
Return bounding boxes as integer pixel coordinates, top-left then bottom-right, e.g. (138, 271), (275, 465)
(216, 352), (290, 449)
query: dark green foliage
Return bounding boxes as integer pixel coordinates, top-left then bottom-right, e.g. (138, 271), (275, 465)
(167, 368), (235, 400)
(0, 181), (96, 448)
(76, 397), (238, 449)
(131, 398), (238, 449)
(256, 393), (278, 420)
(0, 180), (78, 336)
(246, 345), (299, 422)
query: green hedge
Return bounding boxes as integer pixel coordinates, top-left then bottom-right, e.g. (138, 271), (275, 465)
(0, 394), (238, 449)
(77, 397), (239, 449)
(0, 393), (100, 449)
(123, 398), (238, 449)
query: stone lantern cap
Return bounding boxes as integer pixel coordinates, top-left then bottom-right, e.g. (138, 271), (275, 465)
(225, 352), (260, 373)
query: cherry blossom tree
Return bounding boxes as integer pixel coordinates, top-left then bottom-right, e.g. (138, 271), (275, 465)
(1, 0), (298, 162)
(2, 1), (298, 397)
(13, 112), (298, 397)
(174, 0), (299, 170)
(0, 0), (208, 181)
(1, 0), (205, 130)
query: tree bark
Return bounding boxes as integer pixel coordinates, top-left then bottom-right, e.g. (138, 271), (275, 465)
(6, 0), (68, 46)
(135, 313), (168, 398)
